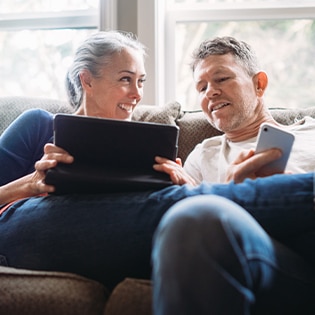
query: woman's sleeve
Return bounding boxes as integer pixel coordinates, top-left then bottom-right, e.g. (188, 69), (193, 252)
(0, 109), (54, 185)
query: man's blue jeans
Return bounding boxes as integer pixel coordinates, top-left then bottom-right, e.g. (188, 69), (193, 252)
(152, 173), (315, 314)
(0, 173), (314, 294)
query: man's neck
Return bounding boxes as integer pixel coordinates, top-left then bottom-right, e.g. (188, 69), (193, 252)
(225, 111), (278, 142)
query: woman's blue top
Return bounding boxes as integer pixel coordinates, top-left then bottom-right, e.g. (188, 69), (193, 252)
(0, 109), (54, 185)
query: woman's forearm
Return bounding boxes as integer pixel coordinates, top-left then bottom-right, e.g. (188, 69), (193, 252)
(0, 174), (39, 205)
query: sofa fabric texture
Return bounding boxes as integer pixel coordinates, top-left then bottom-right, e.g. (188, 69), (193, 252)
(1, 96), (315, 314)
(104, 278), (152, 315)
(0, 266), (108, 315)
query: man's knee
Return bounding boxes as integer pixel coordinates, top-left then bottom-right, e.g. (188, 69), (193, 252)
(153, 195), (244, 256)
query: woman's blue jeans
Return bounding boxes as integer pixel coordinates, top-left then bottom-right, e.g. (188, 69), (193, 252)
(152, 173), (315, 315)
(0, 173), (314, 295)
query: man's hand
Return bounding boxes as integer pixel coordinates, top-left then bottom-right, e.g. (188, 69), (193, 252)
(225, 148), (282, 183)
(153, 156), (197, 186)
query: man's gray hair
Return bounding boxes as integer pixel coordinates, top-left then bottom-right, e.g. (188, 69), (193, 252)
(191, 36), (260, 76)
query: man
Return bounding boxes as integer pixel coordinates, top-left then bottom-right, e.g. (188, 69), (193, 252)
(154, 36), (315, 184)
(151, 36), (315, 314)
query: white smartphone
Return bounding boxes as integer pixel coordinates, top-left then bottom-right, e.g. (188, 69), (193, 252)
(255, 123), (295, 173)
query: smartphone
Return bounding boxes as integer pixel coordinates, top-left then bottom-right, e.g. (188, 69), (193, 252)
(255, 123), (295, 173)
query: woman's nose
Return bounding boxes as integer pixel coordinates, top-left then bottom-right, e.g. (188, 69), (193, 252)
(130, 84), (143, 101)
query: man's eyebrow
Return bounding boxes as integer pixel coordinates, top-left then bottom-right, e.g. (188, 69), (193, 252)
(195, 79), (202, 85)
(194, 68), (229, 85)
(195, 68), (229, 81)
(195, 80), (204, 88)
(213, 68), (229, 75)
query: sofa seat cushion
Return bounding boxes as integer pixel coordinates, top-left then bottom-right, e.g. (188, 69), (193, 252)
(0, 266), (109, 315)
(105, 278), (152, 315)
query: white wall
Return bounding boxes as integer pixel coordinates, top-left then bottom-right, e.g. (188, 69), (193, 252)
(116, 0), (137, 34)
(116, 0), (158, 105)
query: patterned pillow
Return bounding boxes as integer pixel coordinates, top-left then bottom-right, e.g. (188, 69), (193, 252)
(270, 107), (315, 125)
(132, 102), (181, 125)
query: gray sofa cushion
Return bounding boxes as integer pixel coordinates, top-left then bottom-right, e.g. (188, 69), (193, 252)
(0, 97), (73, 135)
(105, 278), (152, 315)
(0, 98), (182, 136)
(270, 107), (315, 125)
(0, 266), (108, 315)
(132, 102), (181, 125)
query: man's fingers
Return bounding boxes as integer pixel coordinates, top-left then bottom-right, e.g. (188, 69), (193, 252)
(249, 149), (282, 171)
(233, 149), (255, 164)
(226, 148), (282, 183)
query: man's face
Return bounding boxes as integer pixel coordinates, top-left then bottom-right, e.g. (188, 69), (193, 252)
(193, 53), (260, 133)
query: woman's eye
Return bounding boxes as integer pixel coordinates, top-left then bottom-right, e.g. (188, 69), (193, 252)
(138, 78), (146, 85)
(120, 76), (131, 82)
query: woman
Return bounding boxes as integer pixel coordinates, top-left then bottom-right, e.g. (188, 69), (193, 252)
(0, 30), (147, 205)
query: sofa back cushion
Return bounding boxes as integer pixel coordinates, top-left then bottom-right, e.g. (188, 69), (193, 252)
(0, 97), (73, 135)
(1, 97), (315, 164)
(132, 102), (181, 126)
(270, 107), (315, 125)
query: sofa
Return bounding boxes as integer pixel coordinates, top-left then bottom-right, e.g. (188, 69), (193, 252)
(1, 96), (315, 315)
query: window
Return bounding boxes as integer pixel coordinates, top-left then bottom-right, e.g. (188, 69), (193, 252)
(156, 0), (315, 110)
(0, 0), (116, 101)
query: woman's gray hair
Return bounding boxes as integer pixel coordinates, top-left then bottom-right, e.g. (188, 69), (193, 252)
(190, 36), (260, 76)
(65, 30), (147, 110)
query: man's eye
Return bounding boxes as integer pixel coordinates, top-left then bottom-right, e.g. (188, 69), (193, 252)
(199, 86), (207, 93)
(217, 77), (229, 83)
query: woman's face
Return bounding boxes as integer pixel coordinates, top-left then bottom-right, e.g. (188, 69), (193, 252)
(79, 47), (146, 120)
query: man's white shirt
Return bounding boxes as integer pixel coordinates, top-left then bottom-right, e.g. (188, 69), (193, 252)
(184, 116), (315, 184)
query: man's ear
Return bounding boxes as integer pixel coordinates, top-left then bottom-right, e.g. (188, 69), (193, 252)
(79, 70), (93, 93)
(253, 71), (268, 96)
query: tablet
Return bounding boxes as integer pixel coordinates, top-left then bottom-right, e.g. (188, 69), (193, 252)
(45, 114), (179, 194)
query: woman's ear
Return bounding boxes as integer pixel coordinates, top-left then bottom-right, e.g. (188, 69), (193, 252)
(79, 70), (93, 93)
(254, 71), (268, 97)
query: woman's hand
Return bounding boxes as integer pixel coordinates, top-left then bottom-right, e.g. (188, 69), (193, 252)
(225, 148), (282, 183)
(153, 156), (197, 186)
(0, 144), (74, 205)
(32, 143), (74, 193)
